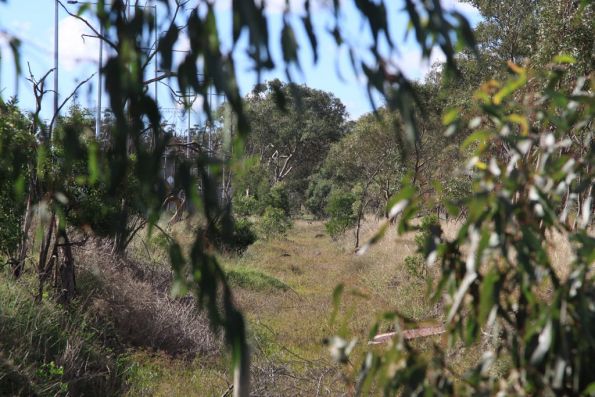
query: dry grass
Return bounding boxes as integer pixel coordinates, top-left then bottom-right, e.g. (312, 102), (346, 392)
(2, 212), (581, 395)
(7, 213), (575, 396)
(210, 217), (449, 394)
(546, 228), (576, 281)
(122, 351), (229, 397)
(0, 271), (124, 396)
(74, 239), (222, 359)
(219, 216), (583, 394)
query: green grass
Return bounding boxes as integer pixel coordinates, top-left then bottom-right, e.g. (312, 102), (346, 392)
(121, 352), (229, 397)
(0, 271), (126, 396)
(0, 218), (453, 395)
(226, 267), (290, 292)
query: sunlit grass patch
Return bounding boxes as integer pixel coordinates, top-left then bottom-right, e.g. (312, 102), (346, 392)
(122, 351), (229, 397)
(226, 267), (290, 292)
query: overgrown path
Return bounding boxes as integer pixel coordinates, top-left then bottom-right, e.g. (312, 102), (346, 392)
(145, 218), (444, 395)
(222, 220), (437, 361)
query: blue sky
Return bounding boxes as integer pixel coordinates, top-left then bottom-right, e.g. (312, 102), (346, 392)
(0, 0), (480, 129)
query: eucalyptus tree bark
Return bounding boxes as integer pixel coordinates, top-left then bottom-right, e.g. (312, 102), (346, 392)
(36, 212), (56, 302)
(56, 228), (77, 304)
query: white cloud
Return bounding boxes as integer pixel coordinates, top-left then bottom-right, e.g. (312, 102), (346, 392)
(441, 0), (481, 20)
(0, 32), (10, 48)
(393, 47), (446, 81)
(53, 16), (101, 72)
(174, 34), (191, 53)
(173, 93), (205, 112)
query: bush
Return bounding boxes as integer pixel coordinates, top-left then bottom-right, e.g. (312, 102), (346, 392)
(232, 194), (260, 217)
(257, 206), (292, 239)
(403, 214), (440, 279)
(0, 100), (34, 259)
(229, 218), (257, 253)
(414, 214), (439, 248)
(206, 217), (257, 254)
(403, 254), (426, 279)
(324, 190), (357, 239)
(262, 183), (291, 216)
(305, 177), (333, 218)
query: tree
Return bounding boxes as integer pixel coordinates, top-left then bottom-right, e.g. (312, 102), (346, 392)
(244, 80), (350, 211)
(466, 0), (541, 65)
(335, 60), (594, 396)
(312, 109), (403, 246)
(534, 0), (594, 75)
(0, 98), (35, 277)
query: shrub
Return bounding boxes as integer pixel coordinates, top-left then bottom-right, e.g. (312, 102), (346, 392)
(324, 190), (357, 239)
(305, 177), (333, 218)
(402, 215), (440, 279)
(262, 183), (291, 216)
(0, 100), (34, 260)
(206, 217), (257, 254)
(232, 194), (260, 217)
(257, 206), (292, 239)
(229, 218), (257, 253)
(403, 254), (426, 279)
(414, 214), (440, 248)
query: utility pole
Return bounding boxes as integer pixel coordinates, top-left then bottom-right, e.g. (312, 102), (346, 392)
(187, 88), (191, 158)
(96, 23), (103, 138)
(53, 0), (59, 139)
(67, 0), (158, 139)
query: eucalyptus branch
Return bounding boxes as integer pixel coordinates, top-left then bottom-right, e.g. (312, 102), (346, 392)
(143, 71), (177, 86)
(141, 0), (186, 71)
(58, 0), (117, 51)
(48, 72), (96, 138)
(26, 63), (54, 135)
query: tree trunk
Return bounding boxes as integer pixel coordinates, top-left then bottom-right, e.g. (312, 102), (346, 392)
(354, 161), (385, 248)
(36, 212), (56, 302)
(56, 229), (76, 304)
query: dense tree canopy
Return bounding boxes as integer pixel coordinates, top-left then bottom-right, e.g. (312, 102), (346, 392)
(243, 80), (350, 211)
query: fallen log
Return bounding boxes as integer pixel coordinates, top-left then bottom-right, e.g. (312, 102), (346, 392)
(369, 326), (446, 345)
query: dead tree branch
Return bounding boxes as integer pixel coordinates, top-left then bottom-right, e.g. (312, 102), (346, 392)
(58, 0), (117, 50)
(48, 72), (96, 138)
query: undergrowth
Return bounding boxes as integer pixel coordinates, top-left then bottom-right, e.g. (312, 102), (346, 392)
(0, 271), (125, 396)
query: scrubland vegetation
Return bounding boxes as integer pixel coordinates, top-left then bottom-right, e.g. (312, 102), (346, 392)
(1, 0), (594, 396)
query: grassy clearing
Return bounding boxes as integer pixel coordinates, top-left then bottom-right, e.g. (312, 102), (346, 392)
(2, 216), (580, 395)
(121, 351), (229, 397)
(212, 218), (446, 393)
